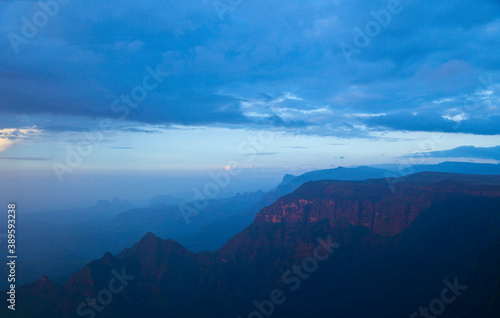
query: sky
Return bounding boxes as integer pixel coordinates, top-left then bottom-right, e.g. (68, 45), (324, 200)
(0, 0), (500, 211)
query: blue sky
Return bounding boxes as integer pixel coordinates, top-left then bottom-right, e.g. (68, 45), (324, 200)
(1, 0), (500, 211)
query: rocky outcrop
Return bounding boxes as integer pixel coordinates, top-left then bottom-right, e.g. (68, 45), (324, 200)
(255, 177), (500, 236)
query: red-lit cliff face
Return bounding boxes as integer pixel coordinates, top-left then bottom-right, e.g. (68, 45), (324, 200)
(254, 178), (500, 236)
(218, 176), (500, 266)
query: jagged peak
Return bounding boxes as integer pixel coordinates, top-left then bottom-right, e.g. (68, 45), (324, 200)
(281, 173), (297, 185)
(23, 274), (60, 293)
(117, 232), (193, 261)
(36, 275), (58, 286)
(142, 231), (158, 240)
(133, 232), (162, 251)
(40, 275), (50, 282)
(101, 251), (114, 264)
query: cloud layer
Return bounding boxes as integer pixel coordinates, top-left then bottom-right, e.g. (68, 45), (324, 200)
(0, 0), (499, 136)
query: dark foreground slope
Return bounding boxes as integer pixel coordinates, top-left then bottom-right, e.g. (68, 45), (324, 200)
(3, 172), (500, 318)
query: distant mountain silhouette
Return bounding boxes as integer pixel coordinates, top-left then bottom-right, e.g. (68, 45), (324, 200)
(25, 198), (137, 224)
(280, 166), (389, 185)
(381, 161), (500, 176)
(180, 166), (391, 251)
(147, 194), (184, 207)
(6, 172), (500, 317)
(0, 191), (264, 290)
(181, 163), (500, 252)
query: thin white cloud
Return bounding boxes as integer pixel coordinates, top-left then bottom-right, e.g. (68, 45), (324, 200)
(0, 128), (41, 152)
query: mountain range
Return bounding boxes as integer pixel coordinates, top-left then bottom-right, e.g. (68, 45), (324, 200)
(4, 171), (500, 317)
(2, 162), (500, 290)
